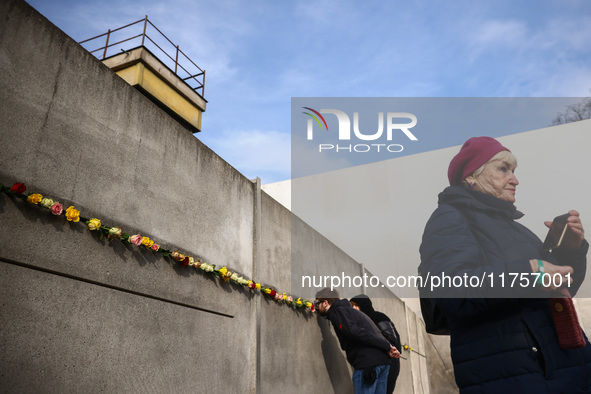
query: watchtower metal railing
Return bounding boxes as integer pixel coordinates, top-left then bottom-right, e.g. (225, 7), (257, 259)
(79, 16), (205, 98)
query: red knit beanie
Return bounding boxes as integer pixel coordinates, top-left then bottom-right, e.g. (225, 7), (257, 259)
(447, 136), (510, 186)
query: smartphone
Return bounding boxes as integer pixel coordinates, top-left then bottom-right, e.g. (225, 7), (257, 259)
(541, 213), (570, 251)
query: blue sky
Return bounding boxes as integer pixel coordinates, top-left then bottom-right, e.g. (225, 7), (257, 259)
(26, 0), (591, 184)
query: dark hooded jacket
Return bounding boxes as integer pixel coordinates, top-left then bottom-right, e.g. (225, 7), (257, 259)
(419, 185), (591, 393)
(350, 294), (402, 394)
(349, 295), (401, 352)
(325, 298), (392, 370)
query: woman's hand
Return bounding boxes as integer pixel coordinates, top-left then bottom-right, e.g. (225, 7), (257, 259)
(529, 259), (573, 291)
(545, 210), (585, 249)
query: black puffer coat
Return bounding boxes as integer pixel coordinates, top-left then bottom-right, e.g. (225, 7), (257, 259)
(419, 185), (591, 393)
(325, 298), (392, 370)
(349, 294), (401, 394)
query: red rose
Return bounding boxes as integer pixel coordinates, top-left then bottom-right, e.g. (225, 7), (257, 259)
(182, 257), (190, 267)
(10, 183), (26, 194)
(270, 290), (277, 297)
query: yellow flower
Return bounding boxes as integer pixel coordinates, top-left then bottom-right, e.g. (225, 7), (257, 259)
(264, 288), (271, 295)
(296, 298), (302, 306)
(141, 237), (154, 247)
(305, 302), (312, 308)
(27, 193), (43, 204)
(219, 267), (231, 281)
(255, 283), (261, 290)
(87, 218), (101, 231)
(65, 206), (80, 222)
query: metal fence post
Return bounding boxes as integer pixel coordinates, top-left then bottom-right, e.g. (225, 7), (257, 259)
(141, 15), (147, 46)
(103, 29), (111, 59)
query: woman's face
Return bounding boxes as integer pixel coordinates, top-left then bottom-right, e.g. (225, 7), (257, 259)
(467, 159), (519, 203)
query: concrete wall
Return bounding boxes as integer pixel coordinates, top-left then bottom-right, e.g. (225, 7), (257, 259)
(0, 1), (448, 393)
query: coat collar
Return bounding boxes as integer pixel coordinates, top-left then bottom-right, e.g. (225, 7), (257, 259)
(438, 185), (524, 220)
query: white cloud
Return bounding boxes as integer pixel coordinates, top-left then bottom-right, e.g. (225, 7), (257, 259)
(468, 19), (528, 60)
(200, 129), (291, 182)
(529, 67), (591, 97)
(534, 17), (591, 54)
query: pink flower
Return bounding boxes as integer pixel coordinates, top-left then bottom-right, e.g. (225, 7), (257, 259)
(129, 234), (142, 246)
(50, 202), (63, 215)
(151, 243), (160, 252)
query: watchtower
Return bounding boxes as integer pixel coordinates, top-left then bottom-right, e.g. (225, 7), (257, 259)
(80, 16), (206, 133)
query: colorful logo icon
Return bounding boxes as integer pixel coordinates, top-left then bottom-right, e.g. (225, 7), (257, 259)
(302, 107), (328, 131)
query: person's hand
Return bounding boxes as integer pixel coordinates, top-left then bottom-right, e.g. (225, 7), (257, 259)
(545, 210), (585, 249)
(529, 259), (573, 291)
(388, 346), (401, 359)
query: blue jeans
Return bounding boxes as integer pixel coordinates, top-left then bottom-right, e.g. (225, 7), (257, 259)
(352, 364), (390, 394)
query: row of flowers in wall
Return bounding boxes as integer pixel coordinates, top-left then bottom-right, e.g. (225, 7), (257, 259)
(1, 181), (316, 313)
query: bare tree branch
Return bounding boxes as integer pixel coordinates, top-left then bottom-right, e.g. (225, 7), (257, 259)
(552, 94), (591, 125)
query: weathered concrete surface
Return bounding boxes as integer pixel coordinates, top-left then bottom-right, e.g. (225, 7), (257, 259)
(0, 0), (449, 393)
(423, 334), (459, 394)
(0, 261), (248, 393)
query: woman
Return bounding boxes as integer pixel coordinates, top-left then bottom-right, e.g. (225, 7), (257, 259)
(419, 136), (591, 393)
(350, 294), (401, 394)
